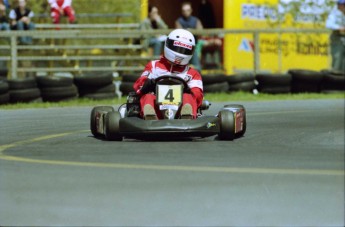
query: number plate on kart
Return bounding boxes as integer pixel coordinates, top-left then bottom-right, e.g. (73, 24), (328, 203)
(157, 84), (182, 105)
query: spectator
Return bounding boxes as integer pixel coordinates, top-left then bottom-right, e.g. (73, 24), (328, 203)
(9, 0), (35, 45)
(326, 0), (345, 72)
(0, 3), (9, 31)
(198, 0), (223, 69)
(175, 1), (203, 71)
(140, 5), (168, 56)
(48, 0), (76, 24)
(0, 0), (10, 11)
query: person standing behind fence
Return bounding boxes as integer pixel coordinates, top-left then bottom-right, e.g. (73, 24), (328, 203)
(9, 0), (35, 45)
(0, 3), (9, 31)
(175, 1), (203, 71)
(48, 0), (76, 24)
(140, 5), (168, 56)
(326, 0), (345, 72)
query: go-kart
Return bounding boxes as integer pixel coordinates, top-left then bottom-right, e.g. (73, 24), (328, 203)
(90, 76), (246, 141)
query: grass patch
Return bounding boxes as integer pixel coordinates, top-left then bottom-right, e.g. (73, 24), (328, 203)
(0, 92), (344, 110)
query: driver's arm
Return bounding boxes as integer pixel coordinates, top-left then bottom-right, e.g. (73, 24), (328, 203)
(191, 87), (203, 107)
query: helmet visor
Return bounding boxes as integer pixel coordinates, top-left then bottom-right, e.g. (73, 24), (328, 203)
(166, 38), (194, 55)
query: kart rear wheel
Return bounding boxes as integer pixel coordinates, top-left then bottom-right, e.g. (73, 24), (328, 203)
(105, 111), (123, 141)
(218, 110), (235, 140)
(90, 106), (114, 137)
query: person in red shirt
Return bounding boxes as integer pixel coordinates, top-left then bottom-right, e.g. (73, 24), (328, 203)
(133, 29), (203, 120)
(48, 0), (75, 24)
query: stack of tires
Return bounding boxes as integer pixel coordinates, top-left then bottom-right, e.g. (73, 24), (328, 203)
(74, 72), (116, 100)
(320, 69), (345, 93)
(288, 69), (324, 93)
(202, 74), (228, 93)
(0, 79), (9, 104)
(8, 77), (41, 103)
(120, 74), (138, 95)
(225, 73), (256, 93)
(255, 73), (291, 94)
(37, 76), (78, 102)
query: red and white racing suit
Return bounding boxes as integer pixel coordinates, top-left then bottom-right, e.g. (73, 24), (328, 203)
(133, 57), (203, 119)
(49, 0), (75, 24)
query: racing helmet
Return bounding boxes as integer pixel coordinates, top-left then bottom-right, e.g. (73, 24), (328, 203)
(164, 29), (195, 66)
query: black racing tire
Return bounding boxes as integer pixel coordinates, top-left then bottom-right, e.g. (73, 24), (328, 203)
(9, 88), (41, 103)
(202, 74), (227, 85)
(203, 81), (229, 93)
(90, 106), (114, 137)
(74, 72), (113, 87)
(257, 85), (291, 94)
(0, 92), (10, 104)
(37, 76), (74, 88)
(0, 68), (8, 77)
(228, 81), (256, 92)
(122, 74), (140, 83)
(321, 90), (345, 94)
(78, 83), (115, 96)
(105, 111), (123, 141)
(255, 73), (291, 86)
(40, 85), (78, 102)
(0, 80), (9, 94)
(82, 92), (116, 100)
(226, 72), (255, 84)
(321, 74), (345, 91)
(320, 69), (345, 77)
(289, 69), (324, 93)
(218, 110), (235, 141)
(8, 77), (37, 90)
(120, 82), (135, 95)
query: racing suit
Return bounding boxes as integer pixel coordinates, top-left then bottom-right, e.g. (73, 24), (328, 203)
(48, 0), (75, 24)
(133, 56), (203, 119)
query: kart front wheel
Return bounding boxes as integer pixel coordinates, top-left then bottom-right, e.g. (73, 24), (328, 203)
(90, 106), (114, 137)
(105, 111), (123, 141)
(218, 110), (235, 140)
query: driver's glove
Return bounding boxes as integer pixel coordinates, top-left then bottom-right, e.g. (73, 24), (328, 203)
(140, 78), (156, 94)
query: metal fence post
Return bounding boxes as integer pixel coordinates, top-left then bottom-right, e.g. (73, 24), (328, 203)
(278, 32), (282, 73)
(10, 35), (17, 79)
(253, 32), (260, 74)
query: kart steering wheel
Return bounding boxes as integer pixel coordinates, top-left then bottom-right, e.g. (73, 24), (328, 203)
(154, 75), (191, 93)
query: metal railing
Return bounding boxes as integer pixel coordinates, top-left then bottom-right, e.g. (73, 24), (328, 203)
(0, 28), (330, 79)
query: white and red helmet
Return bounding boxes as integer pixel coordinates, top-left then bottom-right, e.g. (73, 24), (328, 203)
(164, 29), (195, 66)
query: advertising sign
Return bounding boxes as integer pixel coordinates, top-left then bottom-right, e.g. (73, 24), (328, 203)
(224, 0), (330, 74)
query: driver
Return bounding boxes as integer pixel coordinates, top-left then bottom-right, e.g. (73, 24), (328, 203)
(133, 28), (203, 120)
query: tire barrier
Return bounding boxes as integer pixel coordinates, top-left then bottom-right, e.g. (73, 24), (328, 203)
(226, 73), (256, 93)
(288, 69), (324, 93)
(202, 74), (228, 93)
(74, 72), (115, 100)
(0, 80), (9, 104)
(255, 73), (291, 94)
(120, 81), (134, 96)
(8, 77), (41, 103)
(0, 68), (8, 80)
(320, 72), (345, 93)
(37, 76), (78, 102)
(0, 69), (343, 105)
(122, 74), (140, 83)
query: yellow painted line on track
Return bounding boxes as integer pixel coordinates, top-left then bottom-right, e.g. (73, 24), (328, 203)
(0, 130), (343, 176)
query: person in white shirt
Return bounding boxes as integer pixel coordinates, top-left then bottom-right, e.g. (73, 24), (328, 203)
(326, 0), (345, 71)
(48, 0), (76, 24)
(9, 0), (34, 44)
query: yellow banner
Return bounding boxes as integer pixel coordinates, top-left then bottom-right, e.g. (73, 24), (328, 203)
(223, 0), (330, 74)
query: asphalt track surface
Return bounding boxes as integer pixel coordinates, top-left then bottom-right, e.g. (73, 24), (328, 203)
(0, 99), (344, 226)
